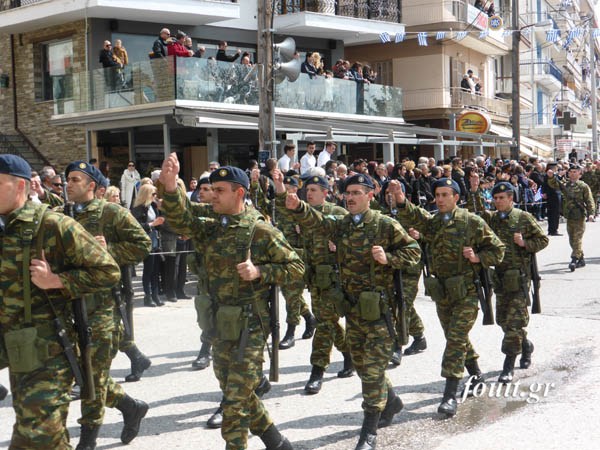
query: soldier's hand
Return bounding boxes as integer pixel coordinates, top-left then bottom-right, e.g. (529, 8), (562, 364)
(273, 169), (286, 194)
(513, 232), (525, 247)
(250, 168), (260, 183)
(388, 180), (406, 204)
(160, 152), (180, 193)
(236, 256), (261, 281)
(286, 192), (300, 210)
(462, 246), (480, 263)
(95, 235), (107, 248)
(408, 227), (420, 240)
(328, 240), (336, 252)
(372, 246), (388, 265)
(30, 250), (64, 290)
(152, 216), (165, 227)
(588, 215), (595, 222)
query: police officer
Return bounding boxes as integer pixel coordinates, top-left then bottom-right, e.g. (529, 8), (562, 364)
(391, 178), (505, 418)
(279, 172), (421, 450)
(64, 161), (151, 449)
(160, 154), (303, 450)
(547, 164), (595, 271)
(0, 154), (121, 449)
(468, 176), (548, 382)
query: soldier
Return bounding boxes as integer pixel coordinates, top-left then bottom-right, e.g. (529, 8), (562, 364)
(581, 162), (599, 212)
(467, 177), (548, 383)
(391, 178), (504, 418)
(279, 172), (421, 450)
(159, 154), (303, 450)
(63, 161), (151, 449)
(547, 165), (595, 271)
(0, 154), (121, 449)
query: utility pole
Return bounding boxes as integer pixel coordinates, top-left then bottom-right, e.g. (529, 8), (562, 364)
(511, 0), (520, 161)
(257, 0), (276, 156)
(590, 28), (598, 159)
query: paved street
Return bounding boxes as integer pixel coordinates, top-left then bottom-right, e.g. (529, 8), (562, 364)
(1, 219), (600, 450)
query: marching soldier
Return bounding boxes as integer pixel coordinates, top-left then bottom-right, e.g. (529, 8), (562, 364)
(63, 161), (151, 449)
(391, 178), (504, 418)
(0, 154), (121, 449)
(278, 172), (421, 450)
(159, 154), (303, 450)
(468, 176), (548, 382)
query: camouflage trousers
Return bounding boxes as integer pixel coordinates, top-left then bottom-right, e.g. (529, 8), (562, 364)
(496, 290), (529, 356)
(435, 292), (479, 379)
(281, 278), (310, 326)
(309, 286), (347, 369)
(212, 328), (272, 450)
(567, 218), (586, 259)
(403, 272), (425, 337)
(9, 350), (73, 449)
(346, 310), (394, 413)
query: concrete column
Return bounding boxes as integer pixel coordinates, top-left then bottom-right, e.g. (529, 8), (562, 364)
(207, 128), (219, 163)
(434, 143), (444, 162)
(128, 129), (135, 162)
(382, 142), (394, 163)
(162, 123), (170, 158)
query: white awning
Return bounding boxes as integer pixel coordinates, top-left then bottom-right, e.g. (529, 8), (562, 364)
(490, 124), (553, 159)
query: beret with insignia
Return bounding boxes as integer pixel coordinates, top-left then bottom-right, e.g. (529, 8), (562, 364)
(0, 154), (31, 180)
(345, 173), (374, 190)
(432, 177), (460, 194)
(197, 175), (211, 186)
(305, 175), (329, 189)
(491, 181), (514, 196)
(283, 175), (299, 187)
(65, 160), (104, 185)
(208, 165), (249, 189)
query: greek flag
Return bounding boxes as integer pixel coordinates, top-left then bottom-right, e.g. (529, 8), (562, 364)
(479, 30), (489, 39)
(456, 31), (468, 41)
(546, 29), (560, 43)
(436, 31), (446, 40)
(568, 28), (583, 40)
(395, 32), (406, 43)
(521, 28), (531, 37)
(593, 29), (600, 39)
(380, 32), (391, 44)
(502, 29), (512, 38)
(552, 101), (558, 123)
(418, 32), (428, 46)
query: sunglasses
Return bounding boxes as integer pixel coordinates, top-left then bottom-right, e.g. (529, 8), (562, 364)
(53, 183), (64, 187)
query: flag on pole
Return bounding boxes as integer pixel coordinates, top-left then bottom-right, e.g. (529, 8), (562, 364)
(418, 32), (428, 46)
(379, 32), (391, 44)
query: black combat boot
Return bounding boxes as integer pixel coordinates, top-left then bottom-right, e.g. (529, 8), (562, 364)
(0, 383), (8, 401)
(377, 388), (404, 428)
(461, 358), (485, 397)
(520, 339), (534, 369)
(279, 325), (296, 350)
(576, 257), (586, 268)
(337, 352), (355, 378)
(207, 406), (223, 429)
(301, 312), (317, 339)
(260, 423), (294, 450)
(116, 394), (149, 444)
(390, 342), (402, 366)
(304, 366), (324, 394)
(498, 355), (516, 383)
(151, 292), (164, 306)
(191, 341), (212, 370)
(143, 294), (156, 307)
(355, 411), (381, 450)
(255, 375), (272, 398)
(437, 377), (460, 417)
(404, 335), (427, 356)
(569, 257), (578, 272)
(124, 345), (152, 382)
(76, 425), (100, 450)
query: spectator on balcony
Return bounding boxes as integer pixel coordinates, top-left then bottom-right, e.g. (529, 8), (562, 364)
(350, 62), (369, 114)
(99, 40), (122, 91)
(216, 41), (241, 63)
(183, 36), (205, 58)
(474, 0), (485, 11)
(113, 39), (129, 66)
(168, 31), (194, 58)
(487, 1), (496, 16)
(363, 64), (378, 84)
(301, 52), (318, 78)
(150, 28), (170, 59)
(333, 59), (346, 79)
(313, 52), (325, 76)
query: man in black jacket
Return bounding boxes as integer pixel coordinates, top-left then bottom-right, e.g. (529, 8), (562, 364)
(151, 28), (170, 59)
(542, 163), (562, 235)
(99, 40), (122, 91)
(216, 41), (241, 62)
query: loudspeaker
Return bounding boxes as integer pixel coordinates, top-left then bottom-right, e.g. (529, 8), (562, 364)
(273, 37), (296, 61)
(275, 58), (301, 82)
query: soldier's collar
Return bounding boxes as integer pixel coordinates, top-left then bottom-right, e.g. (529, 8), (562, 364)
(497, 207), (513, 220)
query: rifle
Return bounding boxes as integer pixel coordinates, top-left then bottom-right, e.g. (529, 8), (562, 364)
(530, 254), (542, 314)
(113, 287), (132, 338)
(393, 270), (409, 346)
(479, 267), (495, 325)
(120, 265), (135, 340)
(269, 285), (280, 382)
(62, 174), (96, 401)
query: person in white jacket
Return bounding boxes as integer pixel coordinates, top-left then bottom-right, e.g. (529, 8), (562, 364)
(120, 161), (141, 209)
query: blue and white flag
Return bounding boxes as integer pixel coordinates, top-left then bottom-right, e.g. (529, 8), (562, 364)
(593, 28), (600, 39)
(418, 32), (428, 46)
(394, 32), (406, 43)
(380, 32), (391, 44)
(479, 30), (489, 39)
(521, 28), (531, 37)
(436, 31), (446, 40)
(546, 29), (560, 43)
(568, 28), (583, 40)
(502, 29), (512, 38)
(456, 31), (468, 41)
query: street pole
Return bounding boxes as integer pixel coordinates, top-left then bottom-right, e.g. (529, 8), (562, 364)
(511, 0), (520, 161)
(258, 0), (275, 156)
(590, 29), (598, 160)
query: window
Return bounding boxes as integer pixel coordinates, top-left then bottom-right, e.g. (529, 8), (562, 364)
(373, 60), (393, 86)
(37, 38), (73, 102)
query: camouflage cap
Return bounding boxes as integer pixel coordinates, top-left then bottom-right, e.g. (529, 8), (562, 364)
(491, 181), (514, 196)
(283, 175), (299, 187)
(65, 161), (103, 185)
(209, 166), (249, 189)
(0, 154), (31, 180)
(344, 173), (374, 190)
(432, 177), (460, 194)
(304, 175), (328, 189)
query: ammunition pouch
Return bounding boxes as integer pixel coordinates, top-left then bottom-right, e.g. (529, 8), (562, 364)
(444, 275), (468, 301)
(423, 276), (444, 302)
(3, 325), (59, 373)
(314, 264), (335, 290)
(358, 291), (382, 321)
(215, 305), (244, 341)
(328, 287), (350, 317)
(194, 293), (214, 331)
(500, 269), (522, 293)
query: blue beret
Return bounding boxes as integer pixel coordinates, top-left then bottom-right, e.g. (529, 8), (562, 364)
(99, 175), (110, 189)
(345, 173), (374, 190)
(304, 175), (328, 189)
(283, 175), (299, 187)
(379, 180), (404, 201)
(491, 182), (514, 196)
(209, 166), (249, 189)
(433, 177), (460, 194)
(65, 161), (104, 185)
(197, 176), (211, 186)
(0, 154), (31, 180)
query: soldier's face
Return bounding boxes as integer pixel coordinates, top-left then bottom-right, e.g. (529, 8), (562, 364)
(344, 186), (372, 214)
(198, 184), (213, 203)
(493, 192), (513, 212)
(67, 172), (95, 203)
(434, 187), (458, 213)
(211, 181), (242, 214)
(285, 185), (298, 194)
(0, 174), (25, 214)
(568, 169), (581, 182)
(306, 185), (327, 206)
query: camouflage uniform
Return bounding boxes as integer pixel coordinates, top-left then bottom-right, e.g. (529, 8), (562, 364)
(160, 187), (304, 450)
(68, 199), (150, 427)
(0, 202), (120, 450)
(397, 202), (505, 378)
(548, 176), (595, 259)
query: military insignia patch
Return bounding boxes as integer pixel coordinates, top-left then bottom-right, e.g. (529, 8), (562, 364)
(358, 176), (364, 183)
(313, 177), (319, 182)
(219, 169), (228, 177)
(220, 216), (229, 227)
(352, 214), (362, 224)
(79, 163), (87, 169)
(446, 179), (452, 185)
(500, 185), (506, 191)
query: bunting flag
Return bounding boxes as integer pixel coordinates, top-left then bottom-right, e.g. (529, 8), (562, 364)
(546, 29), (560, 42)
(521, 28), (531, 37)
(379, 32), (391, 44)
(479, 30), (489, 39)
(568, 28), (583, 40)
(436, 31), (446, 40)
(417, 32), (428, 46)
(593, 29), (600, 39)
(502, 30), (512, 37)
(456, 31), (468, 41)
(395, 32), (405, 43)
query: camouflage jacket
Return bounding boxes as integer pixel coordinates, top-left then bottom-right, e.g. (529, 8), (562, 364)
(40, 187), (64, 208)
(160, 187), (305, 308)
(467, 191), (548, 273)
(299, 201), (347, 270)
(0, 201), (120, 334)
(397, 202), (505, 279)
(581, 170), (599, 197)
(548, 177), (596, 219)
(279, 193), (421, 297)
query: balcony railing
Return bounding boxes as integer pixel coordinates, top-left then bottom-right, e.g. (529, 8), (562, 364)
(520, 59), (563, 84)
(276, 0), (402, 23)
(403, 87), (510, 117)
(53, 56), (403, 119)
(0, 0), (237, 11)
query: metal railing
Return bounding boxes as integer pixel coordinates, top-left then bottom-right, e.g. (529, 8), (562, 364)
(403, 87), (510, 117)
(1, 0), (47, 11)
(276, 0), (402, 23)
(520, 59), (563, 83)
